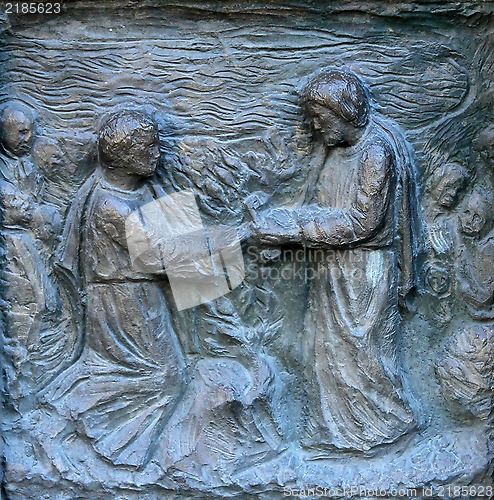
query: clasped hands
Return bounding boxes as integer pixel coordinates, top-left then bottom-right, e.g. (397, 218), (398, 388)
(238, 205), (302, 247)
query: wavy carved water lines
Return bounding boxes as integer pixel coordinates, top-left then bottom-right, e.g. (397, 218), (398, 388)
(1, 26), (472, 145)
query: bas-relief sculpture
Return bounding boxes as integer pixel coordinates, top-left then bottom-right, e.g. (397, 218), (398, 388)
(45, 111), (188, 468)
(0, 102), (63, 402)
(249, 69), (419, 454)
(1, 2), (493, 498)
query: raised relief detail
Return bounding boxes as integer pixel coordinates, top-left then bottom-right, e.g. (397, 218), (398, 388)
(0, 102), (63, 401)
(250, 69), (419, 454)
(436, 323), (494, 422)
(43, 111), (187, 467)
(433, 121), (494, 430)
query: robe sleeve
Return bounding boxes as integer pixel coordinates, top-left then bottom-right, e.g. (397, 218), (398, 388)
(297, 140), (393, 248)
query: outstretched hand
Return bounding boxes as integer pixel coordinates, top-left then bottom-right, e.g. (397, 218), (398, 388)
(250, 208), (302, 246)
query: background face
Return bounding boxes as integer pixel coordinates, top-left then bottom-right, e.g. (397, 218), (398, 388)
(460, 201), (487, 236)
(2, 110), (34, 156)
(433, 171), (465, 209)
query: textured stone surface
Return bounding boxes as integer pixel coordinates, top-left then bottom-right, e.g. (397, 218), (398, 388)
(0, 1), (493, 497)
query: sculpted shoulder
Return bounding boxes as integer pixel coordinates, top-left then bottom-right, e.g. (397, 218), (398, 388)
(363, 138), (394, 166)
(359, 138), (394, 196)
(91, 189), (133, 242)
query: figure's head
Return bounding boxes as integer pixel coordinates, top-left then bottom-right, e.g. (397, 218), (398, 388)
(425, 261), (451, 296)
(428, 162), (469, 210)
(98, 110), (160, 177)
(473, 125), (494, 162)
(300, 69), (370, 147)
(459, 187), (494, 237)
(0, 101), (35, 157)
(33, 137), (64, 179)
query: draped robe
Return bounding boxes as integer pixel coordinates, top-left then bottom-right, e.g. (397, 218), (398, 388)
(298, 120), (418, 453)
(44, 174), (187, 468)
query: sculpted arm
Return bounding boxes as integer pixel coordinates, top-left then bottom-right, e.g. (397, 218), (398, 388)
(253, 141), (393, 248)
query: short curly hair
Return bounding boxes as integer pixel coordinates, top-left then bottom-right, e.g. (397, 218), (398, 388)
(300, 69), (370, 128)
(98, 110), (158, 169)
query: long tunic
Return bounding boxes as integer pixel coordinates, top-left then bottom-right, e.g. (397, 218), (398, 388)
(297, 123), (416, 453)
(45, 178), (187, 468)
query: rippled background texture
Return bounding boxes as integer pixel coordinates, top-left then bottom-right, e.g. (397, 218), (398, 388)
(1, 2), (493, 496)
